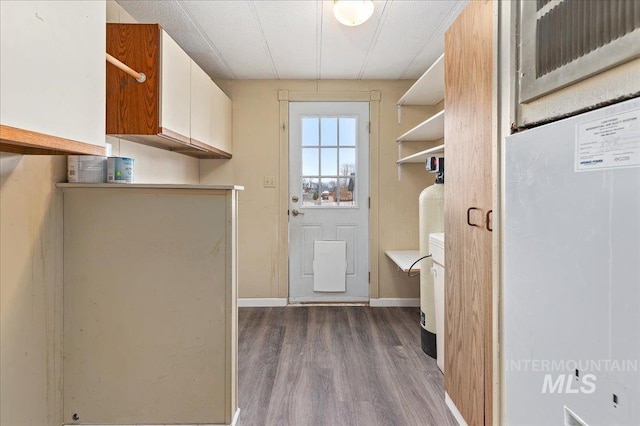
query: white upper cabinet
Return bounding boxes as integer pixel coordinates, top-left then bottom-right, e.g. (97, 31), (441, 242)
(190, 61), (212, 148)
(0, 1), (106, 152)
(190, 60), (232, 156)
(210, 82), (233, 156)
(161, 31), (191, 142)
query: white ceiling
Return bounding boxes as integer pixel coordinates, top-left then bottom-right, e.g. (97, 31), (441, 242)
(117, 0), (468, 81)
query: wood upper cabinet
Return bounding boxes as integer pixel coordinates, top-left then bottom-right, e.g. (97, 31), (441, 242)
(0, 1), (106, 155)
(106, 24), (231, 159)
(444, 1), (494, 425)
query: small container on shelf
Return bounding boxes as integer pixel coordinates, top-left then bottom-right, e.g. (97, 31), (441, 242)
(107, 157), (135, 183)
(67, 155), (107, 183)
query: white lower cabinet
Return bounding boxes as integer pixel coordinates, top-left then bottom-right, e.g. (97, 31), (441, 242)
(59, 184), (241, 425)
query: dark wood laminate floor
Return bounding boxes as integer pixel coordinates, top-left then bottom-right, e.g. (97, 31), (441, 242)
(238, 306), (457, 426)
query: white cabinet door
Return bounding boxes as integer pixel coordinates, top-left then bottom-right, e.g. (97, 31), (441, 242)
(160, 31), (190, 141)
(190, 61), (212, 147)
(0, 1), (105, 146)
(211, 82), (232, 155)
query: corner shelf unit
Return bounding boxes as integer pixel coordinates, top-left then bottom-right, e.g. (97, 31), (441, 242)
(395, 54), (445, 180)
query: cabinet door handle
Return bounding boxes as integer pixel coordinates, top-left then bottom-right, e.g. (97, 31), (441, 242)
(486, 210), (493, 232)
(467, 207), (481, 227)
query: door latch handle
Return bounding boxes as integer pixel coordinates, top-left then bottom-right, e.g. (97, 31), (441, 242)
(291, 209), (305, 216)
(467, 207), (481, 227)
(486, 210), (493, 232)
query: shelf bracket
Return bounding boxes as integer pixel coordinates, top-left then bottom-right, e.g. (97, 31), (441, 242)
(397, 140), (403, 181)
(397, 104), (402, 124)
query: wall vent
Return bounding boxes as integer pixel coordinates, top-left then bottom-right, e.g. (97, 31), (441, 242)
(519, 0), (640, 102)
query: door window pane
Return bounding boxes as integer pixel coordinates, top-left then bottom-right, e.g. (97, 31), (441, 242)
(302, 118), (319, 146)
(339, 117), (357, 146)
(299, 115), (358, 207)
(319, 178), (337, 206)
(321, 118), (338, 146)
(302, 178), (320, 206)
(339, 148), (356, 176)
(321, 148), (338, 176)
(338, 177), (355, 206)
(302, 148), (319, 176)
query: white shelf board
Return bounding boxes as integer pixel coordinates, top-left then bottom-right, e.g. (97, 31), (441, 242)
(397, 54), (444, 106)
(397, 110), (444, 142)
(397, 144), (445, 165)
(385, 250), (422, 273)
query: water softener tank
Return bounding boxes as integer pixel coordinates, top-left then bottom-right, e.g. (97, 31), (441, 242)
(419, 157), (445, 358)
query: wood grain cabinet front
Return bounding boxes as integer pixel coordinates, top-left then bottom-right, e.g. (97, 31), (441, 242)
(106, 23), (232, 159)
(443, 1), (495, 426)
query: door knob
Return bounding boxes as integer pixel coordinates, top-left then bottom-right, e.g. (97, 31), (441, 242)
(291, 209), (304, 216)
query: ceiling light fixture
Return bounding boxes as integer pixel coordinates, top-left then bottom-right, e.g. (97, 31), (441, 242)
(333, 0), (375, 27)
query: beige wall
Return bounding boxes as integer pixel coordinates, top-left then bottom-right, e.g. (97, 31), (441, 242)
(0, 154), (65, 426)
(201, 80), (438, 299)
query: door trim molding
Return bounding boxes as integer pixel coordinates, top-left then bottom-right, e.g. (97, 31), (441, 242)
(279, 91), (379, 102)
(277, 90), (381, 300)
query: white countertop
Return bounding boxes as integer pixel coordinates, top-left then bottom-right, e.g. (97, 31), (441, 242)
(57, 183), (244, 191)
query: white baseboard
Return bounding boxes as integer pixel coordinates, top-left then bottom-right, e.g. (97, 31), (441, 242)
(239, 298), (420, 308)
(64, 424), (220, 426)
(238, 298), (287, 307)
(230, 408), (241, 426)
(445, 392), (468, 426)
(369, 298), (420, 307)
(63, 409), (241, 426)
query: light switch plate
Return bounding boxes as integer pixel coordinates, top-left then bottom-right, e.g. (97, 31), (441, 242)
(264, 176), (276, 188)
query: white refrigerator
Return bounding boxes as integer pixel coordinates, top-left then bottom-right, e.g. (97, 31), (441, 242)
(504, 97), (640, 425)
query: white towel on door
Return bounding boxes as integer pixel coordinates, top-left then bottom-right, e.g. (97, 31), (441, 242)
(313, 240), (347, 292)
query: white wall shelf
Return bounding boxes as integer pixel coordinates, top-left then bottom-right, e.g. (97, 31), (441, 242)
(397, 54), (445, 108)
(397, 144), (445, 165)
(397, 110), (444, 142)
(395, 53), (445, 180)
(385, 250), (421, 274)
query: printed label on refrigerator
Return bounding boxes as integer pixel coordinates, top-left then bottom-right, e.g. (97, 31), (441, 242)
(575, 108), (640, 171)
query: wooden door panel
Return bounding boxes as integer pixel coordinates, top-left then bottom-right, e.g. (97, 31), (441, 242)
(444, 1), (494, 425)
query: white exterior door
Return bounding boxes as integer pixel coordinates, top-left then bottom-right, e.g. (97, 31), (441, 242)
(289, 102), (369, 303)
